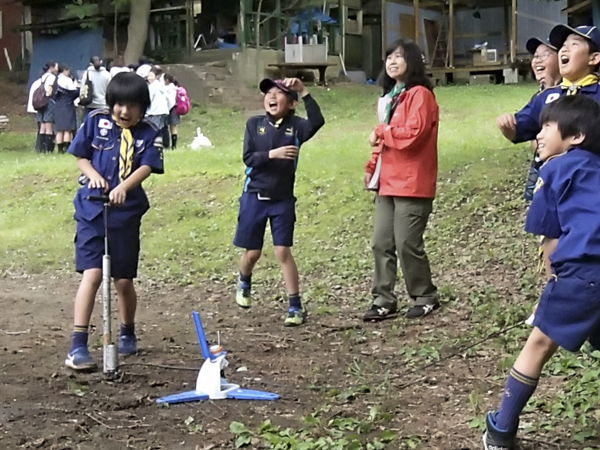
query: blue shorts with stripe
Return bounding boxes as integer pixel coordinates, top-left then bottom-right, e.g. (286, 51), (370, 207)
(75, 216), (141, 279)
(233, 192), (296, 250)
(533, 274), (600, 352)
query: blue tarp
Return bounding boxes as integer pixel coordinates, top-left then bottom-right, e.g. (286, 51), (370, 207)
(290, 8), (337, 36)
(28, 28), (104, 86)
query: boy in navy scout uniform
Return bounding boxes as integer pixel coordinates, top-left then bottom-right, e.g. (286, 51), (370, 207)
(234, 77), (324, 326)
(497, 25), (600, 198)
(66, 72), (164, 371)
(484, 95), (600, 449)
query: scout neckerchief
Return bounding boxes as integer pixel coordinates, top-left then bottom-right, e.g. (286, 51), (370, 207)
(113, 116), (136, 181)
(385, 83), (406, 124)
(560, 73), (600, 95)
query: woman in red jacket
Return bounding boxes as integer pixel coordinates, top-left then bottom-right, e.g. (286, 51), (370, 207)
(363, 39), (440, 322)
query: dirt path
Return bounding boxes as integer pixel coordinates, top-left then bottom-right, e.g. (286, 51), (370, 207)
(0, 273), (593, 449)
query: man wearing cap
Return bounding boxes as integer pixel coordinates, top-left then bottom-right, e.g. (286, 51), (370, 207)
(232, 77), (325, 327)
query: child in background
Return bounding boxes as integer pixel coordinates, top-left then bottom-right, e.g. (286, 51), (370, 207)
(146, 66), (170, 148)
(483, 95), (600, 449)
(65, 72), (164, 371)
(35, 61), (58, 153)
(363, 39), (440, 321)
(234, 77), (324, 326)
(53, 64), (79, 153)
(164, 73), (181, 149)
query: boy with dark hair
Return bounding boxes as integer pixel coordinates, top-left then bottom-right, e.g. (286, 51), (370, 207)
(66, 72), (164, 371)
(484, 95), (600, 449)
(234, 77), (324, 326)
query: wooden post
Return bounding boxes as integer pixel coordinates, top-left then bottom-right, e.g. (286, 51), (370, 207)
(276, 0), (282, 49)
(511, 0), (517, 63)
(340, 0), (346, 69)
(185, 0), (193, 56)
(381, 0), (387, 59)
(414, 0), (420, 46)
(448, 0), (454, 68)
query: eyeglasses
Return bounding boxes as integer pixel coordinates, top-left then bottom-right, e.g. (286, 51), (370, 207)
(532, 52), (553, 62)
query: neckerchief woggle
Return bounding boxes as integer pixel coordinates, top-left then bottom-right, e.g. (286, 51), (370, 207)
(561, 73), (600, 95)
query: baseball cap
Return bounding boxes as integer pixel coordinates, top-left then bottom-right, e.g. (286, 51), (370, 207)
(259, 78), (299, 101)
(549, 24), (600, 51)
(526, 37), (557, 55)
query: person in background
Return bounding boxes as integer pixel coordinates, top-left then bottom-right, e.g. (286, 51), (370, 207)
(145, 66), (170, 148)
(136, 56), (152, 79)
(81, 56), (111, 121)
(35, 61), (59, 153)
(53, 64), (80, 154)
(109, 56), (130, 78)
(163, 73), (181, 149)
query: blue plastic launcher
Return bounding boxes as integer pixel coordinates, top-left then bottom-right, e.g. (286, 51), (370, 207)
(156, 311), (280, 404)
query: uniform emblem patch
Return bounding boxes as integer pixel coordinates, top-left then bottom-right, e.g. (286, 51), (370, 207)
(545, 93), (560, 104)
(135, 140), (144, 147)
(100, 128), (108, 136)
(258, 126), (266, 135)
(98, 119), (113, 129)
(534, 176), (544, 194)
(285, 127), (294, 136)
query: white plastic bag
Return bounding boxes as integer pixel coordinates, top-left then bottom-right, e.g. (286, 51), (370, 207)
(190, 127), (213, 150)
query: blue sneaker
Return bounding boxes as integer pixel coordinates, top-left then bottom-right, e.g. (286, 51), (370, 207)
(119, 335), (138, 355)
(65, 347), (97, 371)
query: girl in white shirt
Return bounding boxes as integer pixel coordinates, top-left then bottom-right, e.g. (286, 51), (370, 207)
(146, 66), (170, 146)
(164, 73), (181, 149)
(53, 64), (80, 153)
(36, 61), (58, 153)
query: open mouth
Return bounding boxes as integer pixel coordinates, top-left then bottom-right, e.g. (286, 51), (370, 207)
(268, 100), (278, 110)
(535, 65), (546, 74)
(560, 54), (570, 65)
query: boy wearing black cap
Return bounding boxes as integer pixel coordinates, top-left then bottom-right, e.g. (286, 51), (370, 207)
(233, 77), (325, 326)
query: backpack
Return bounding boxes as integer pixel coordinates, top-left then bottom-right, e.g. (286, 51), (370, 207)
(32, 74), (55, 111)
(175, 86), (191, 116)
(78, 71), (94, 107)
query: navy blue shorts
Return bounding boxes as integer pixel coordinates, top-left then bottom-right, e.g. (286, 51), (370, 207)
(233, 192), (296, 250)
(533, 276), (600, 352)
(75, 217), (141, 279)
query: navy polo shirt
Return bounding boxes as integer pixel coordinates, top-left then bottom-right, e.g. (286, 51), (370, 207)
(242, 94), (325, 199)
(514, 83), (600, 143)
(69, 110), (164, 227)
(526, 148), (600, 278)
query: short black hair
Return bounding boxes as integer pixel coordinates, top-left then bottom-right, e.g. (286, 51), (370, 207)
(106, 72), (151, 115)
(58, 63), (70, 73)
(150, 65), (163, 77)
(379, 39), (433, 95)
(540, 95), (600, 155)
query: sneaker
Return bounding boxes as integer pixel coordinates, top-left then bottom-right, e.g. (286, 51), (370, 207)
(405, 301), (439, 319)
(483, 412), (517, 450)
(284, 308), (307, 327)
(362, 304), (397, 322)
(65, 347), (97, 371)
(236, 282), (252, 308)
(119, 335), (138, 355)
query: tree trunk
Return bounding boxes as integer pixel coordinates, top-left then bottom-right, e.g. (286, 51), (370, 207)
(123, 0), (151, 65)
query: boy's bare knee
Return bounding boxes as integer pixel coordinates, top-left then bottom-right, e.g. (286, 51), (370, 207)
(274, 246), (292, 263)
(244, 250), (262, 264)
(528, 328), (558, 354)
(114, 278), (135, 294)
(82, 269), (102, 287)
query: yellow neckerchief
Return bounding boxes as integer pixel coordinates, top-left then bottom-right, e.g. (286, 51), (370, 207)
(560, 73), (600, 95)
(113, 116), (136, 181)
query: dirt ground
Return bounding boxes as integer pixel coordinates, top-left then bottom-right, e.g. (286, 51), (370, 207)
(0, 271), (591, 450)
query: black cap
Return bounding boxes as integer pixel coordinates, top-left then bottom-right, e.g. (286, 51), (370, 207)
(549, 24), (600, 50)
(526, 37), (557, 55)
(259, 78), (299, 101)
